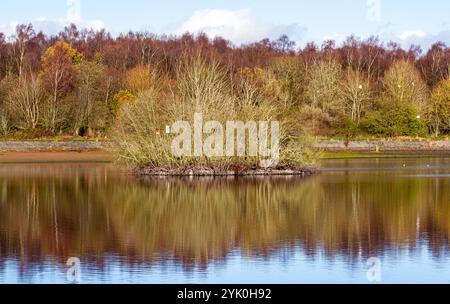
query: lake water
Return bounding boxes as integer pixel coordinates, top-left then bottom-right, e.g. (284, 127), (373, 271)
(0, 157), (449, 284)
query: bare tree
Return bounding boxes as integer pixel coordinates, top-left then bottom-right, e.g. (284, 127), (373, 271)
(305, 59), (342, 113)
(12, 24), (35, 78)
(383, 60), (429, 109)
(426, 78), (450, 136)
(73, 60), (107, 135)
(8, 75), (44, 130)
(41, 41), (79, 132)
(341, 69), (372, 125)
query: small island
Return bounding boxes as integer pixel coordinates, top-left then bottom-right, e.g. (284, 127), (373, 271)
(135, 164), (317, 177)
(112, 58), (319, 176)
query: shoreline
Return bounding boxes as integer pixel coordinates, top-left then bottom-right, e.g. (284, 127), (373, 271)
(0, 141), (109, 152)
(0, 140), (449, 153)
(0, 140), (449, 168)
(0, 151), (114, 163)
(317, 140), (450, 152)
(135, 165), (317, 177)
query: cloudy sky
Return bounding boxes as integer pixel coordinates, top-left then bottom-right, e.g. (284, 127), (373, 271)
(1, 0), (449, 50)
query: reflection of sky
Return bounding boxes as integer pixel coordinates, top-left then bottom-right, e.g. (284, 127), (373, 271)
(2, 244), (450, 284)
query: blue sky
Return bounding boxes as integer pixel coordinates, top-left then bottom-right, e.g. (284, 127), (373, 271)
(1, 0), (449, 50)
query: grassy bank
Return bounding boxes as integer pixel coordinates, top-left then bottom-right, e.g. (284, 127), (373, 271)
(0, 151), (113, 163)
(321, 151), (450, 160)
(0, 150), (448, 165)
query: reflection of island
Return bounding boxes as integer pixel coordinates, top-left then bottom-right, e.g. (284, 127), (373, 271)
(0, 163), (449, 272)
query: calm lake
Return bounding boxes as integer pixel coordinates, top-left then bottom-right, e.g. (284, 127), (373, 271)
(0, 157), (449, 284)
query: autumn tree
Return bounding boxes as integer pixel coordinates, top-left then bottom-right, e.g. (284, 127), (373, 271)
(72, 60), (108, 136)
(418, 43), (450, 88)
(383, 60), (429, 109)
(7, 75), (44, 130)
(0, 78), (9, 135)
(12, 24), (35, 77)
(268, 57), (306, 108)
(40, 41), (83, 132)
(339, 36), (385, 83)
(341, 69), (372, 125)
(273, 35), (296, 54)
(59, 24), (82, 47)
(360, 60), (429, 137)
(0, 33), (6, 78)
(306, 60), (342, 112)
(2, 24), (450, 138)
(426, 78), (450, 136)
(235, 58), (306, 111)
(303, 59), (342, 133)
(125, 65), (154, 94)
(0, 108), (7, 136)
(112, 89), (136, 118)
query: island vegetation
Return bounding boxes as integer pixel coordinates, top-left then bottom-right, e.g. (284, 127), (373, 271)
(0, 24), (449, 171)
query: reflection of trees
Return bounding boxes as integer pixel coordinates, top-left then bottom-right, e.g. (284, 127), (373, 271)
(0, 164), (449, 270)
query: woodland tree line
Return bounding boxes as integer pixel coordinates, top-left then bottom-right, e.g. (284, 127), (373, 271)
(0, 24), (449, 139)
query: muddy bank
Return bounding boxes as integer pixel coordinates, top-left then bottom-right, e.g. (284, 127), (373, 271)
(136, 165), (317, 177)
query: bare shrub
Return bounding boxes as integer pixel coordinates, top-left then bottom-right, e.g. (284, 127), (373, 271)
(112, 57), (318, 168)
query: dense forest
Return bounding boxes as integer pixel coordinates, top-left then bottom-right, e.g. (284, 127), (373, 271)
(0, 23), (449, 139)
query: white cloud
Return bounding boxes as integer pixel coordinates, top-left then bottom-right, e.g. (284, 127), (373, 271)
(0, 19), (105, 38)
(0, 22), (20, 37)
(382, 30), (450, 50)
(397, 30), (426, 40)
(322, 33), (349, 44)
(0, 0), (105, 38)
(318, 30), (450, 52)
(176, 9), (306, 45)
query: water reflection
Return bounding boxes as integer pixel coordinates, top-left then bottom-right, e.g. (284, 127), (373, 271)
(0, 158), (449, 283)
